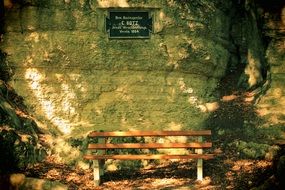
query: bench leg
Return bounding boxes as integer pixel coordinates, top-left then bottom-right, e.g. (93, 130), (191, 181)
(93, 160), (101, 186)
(93, 137), (105, 186)
(197, 136), (203, 181)
(197, 157), (203, 181)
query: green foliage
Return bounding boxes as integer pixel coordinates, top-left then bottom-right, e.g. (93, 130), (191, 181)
(0, 129), (46, 173)
(107, 136), (145, 155)
(214, 122), (285, 160)
(214, 122), (284, 144)
(0, 130), (18, 173)
(117, 160), (143, 170)
(128, 0), (148, 3)
(0, 50), (13, 82)
(242, 124), (284, 143)
(34, 0), (52, 8)
(233, 140), (270, 159)
(276, 156), (285, 186)
(68, 137), (89, 152)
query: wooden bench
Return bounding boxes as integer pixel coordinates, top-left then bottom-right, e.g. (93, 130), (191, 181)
(84, 130), (214, 186)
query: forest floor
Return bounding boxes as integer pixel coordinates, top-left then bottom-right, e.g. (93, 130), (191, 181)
(23, 70), (279, 190)
(24, 153), (273, 190)
(24, 154), (272, 190)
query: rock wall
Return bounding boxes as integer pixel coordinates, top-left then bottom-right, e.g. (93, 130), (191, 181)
(1, 0), (284, 168)
(256, 1), (285, 126)
(1, 0), (233, 137)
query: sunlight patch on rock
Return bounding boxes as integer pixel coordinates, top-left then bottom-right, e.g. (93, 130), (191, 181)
(25, 68), (72, 135)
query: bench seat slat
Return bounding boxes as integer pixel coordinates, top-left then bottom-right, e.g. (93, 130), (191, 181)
(88, 142), (212, 149)
(84, 154), (214, 160)
(88, 130), (211, 137)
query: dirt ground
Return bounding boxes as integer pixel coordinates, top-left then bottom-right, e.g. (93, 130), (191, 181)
(23, 153), (272, 190)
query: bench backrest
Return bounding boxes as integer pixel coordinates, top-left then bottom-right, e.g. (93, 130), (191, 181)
(88, 130), (212, 137)
(85, 130), (213, 160)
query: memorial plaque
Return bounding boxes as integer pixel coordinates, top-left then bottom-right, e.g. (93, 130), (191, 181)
(106, 10), (153, 39)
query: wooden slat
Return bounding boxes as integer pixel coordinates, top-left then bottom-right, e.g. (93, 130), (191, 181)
(88, 130), (211, 137)
(84, 154), (214, 160)
(88, 142), (212, 149)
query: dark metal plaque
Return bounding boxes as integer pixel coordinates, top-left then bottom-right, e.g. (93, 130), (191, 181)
(106, 10), (152, 39)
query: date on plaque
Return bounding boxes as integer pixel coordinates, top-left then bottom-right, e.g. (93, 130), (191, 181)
(106, 10), (153, 39)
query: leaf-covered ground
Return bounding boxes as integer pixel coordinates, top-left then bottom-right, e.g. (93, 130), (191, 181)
(24, 154), (272, 190)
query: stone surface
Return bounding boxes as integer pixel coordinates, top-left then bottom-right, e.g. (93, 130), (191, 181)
(256, 3), (285, 126)
(1, 0), (233, 138)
